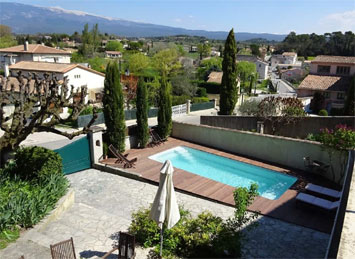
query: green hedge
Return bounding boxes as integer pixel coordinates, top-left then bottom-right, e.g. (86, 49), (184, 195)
(13, 146), (63, 181)
(198, 82), (221, 94)
(172, 95), (190, 106)
(0, 147), (69, 243)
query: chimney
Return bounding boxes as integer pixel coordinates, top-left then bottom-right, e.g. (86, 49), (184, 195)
(4, 64), (9, 77)
(24, 41), (29, 51)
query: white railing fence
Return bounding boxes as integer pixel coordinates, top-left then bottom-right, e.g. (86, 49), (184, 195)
(172, 104), (187, 117)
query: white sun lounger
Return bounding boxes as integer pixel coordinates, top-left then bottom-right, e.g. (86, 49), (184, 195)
(305, 183), (342, 199)
(296, 193), (340, 210)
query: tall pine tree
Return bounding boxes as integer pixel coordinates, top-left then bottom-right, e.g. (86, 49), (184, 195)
(103, 61), (126, 152)
(157, 75), (172, 139)
(220, 29), (238, 115)
(136, 77), (149, 148)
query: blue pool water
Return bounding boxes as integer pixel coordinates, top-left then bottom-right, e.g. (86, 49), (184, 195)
(149, 146), (297, 200)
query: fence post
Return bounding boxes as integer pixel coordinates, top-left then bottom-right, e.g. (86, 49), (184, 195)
(213, 99), (217, 109)
(88, 126), (104, 165)
(186, 100), (191, 114)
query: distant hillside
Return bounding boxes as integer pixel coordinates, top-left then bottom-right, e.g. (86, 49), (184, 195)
(0, 2), (286, 41)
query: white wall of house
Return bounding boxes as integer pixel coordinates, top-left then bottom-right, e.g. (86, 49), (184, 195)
(0, 53), (71, 69)
(283, 55), (297, 64)
(281, 68), (306, 81)
(65, 67), (104, 91)
(33, 54), (71, 63)
(256, 60), (268, 79)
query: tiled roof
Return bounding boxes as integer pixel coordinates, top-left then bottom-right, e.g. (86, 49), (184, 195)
(207, 71), (223, 84)
(298, 74), (352, 92)
(282, 52), (297, 56)
(312, 55), (355, 64)
(9, 61), (105, 77)
(0, 44), (71, 54)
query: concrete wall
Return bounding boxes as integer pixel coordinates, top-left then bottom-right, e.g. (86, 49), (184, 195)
(201, 116), (355, 139)
(172, 121), (345, 183)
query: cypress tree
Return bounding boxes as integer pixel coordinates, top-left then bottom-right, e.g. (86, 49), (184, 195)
(136, 77), (149, 148)
(219, 28), (238, 115)
(157, 75), (172, 139)
(103, 61), (126, 152)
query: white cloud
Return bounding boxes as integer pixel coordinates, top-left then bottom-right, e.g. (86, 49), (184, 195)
(319, 10), (355, 32)
(174, 18), (182, 23)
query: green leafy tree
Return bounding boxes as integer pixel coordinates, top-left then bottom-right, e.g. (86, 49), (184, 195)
(197, 57), (222, 80)
(136, 78), (149, 148)
(157, 75), (172, 139)
(220, 29), (238, 115)
(236, 61), (256, 92)
(197, 43), (211, 60)
(103, 62), (126, 152)
(250, 44), (261, 56)
(106, 41), (123, 52)
(171, 67), (196, 97)
(0, 24), (16, 48)
(153, 48), (181, 76)
(128, 53), (150, 74)
(344, 76), (355, 116)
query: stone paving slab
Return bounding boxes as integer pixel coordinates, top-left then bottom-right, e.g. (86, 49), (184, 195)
(0, 169), (330, 258)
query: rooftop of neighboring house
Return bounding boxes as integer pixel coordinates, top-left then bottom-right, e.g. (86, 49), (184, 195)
(207, 71), (223, 84)
(298, 74), (351, 92)
(9, 61), (105, 77)
(0, 44), (72, 55)
(312, 55), (355, 65)
(282, 52), (297, 56)
(236, 55), (258, 62)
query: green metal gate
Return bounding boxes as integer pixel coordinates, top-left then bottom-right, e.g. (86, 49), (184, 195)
(54, 135), (91, 175)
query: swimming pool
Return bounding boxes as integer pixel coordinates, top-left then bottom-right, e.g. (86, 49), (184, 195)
(149, 146), (297, 200)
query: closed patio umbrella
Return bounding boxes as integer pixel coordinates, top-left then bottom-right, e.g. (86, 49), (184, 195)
(149, 160), (180, 257)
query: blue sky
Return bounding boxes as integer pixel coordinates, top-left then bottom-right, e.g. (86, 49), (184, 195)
(3, 0), (355, 34)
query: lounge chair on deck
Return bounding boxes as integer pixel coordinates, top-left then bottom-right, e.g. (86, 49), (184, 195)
(296, 193), (339, 211)
(50, 237), (76, 259)
(303, 157), (330, 174)
(305, 183), (342, 199)
(102, 232), (136, 259)
(109, 144), (137, 168)
(149, 128), (166, 147)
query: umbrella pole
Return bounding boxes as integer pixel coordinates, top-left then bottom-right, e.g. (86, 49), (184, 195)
(160, 226), (163, 258)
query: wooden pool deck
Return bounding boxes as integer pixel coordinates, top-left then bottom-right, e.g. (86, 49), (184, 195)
(102, 137), (337, 233)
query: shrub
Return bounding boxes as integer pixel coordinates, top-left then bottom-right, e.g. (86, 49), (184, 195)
(12, 147), (62, 181)
(0, 147), (69, 237)
(128, 184), (259, 258)
(196, 87), (208, 97)
(238, 99), (260, 115)
(172, 95), (190, 106)
(192, 97), (209, 103)
(318, 109), (328, 116)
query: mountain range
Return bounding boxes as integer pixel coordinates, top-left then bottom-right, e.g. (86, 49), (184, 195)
(0, 2), (287, 41)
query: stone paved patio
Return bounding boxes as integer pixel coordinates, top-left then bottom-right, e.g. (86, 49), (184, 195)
(0, 169), (329, 258)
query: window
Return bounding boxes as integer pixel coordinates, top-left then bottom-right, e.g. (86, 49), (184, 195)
(74, 74), (81, 79)
(317, 65), (330, 74)
(337, 92), (345, 100)
(336, 66), (350, 75)
(323, 92), (330, 99)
